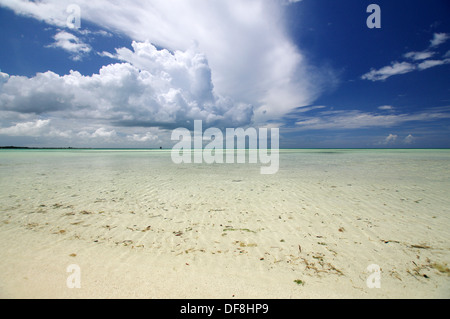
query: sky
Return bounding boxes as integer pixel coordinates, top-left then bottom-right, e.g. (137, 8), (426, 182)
(0, 0), (449, 148)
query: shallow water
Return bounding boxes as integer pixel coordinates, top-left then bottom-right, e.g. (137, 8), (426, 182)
(1, 149), (449, 298)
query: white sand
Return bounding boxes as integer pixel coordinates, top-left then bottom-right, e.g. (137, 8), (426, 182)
(0, 149), (449, 298)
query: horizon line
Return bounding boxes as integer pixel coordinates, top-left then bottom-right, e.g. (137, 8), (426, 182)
(2, 146), (450, 151)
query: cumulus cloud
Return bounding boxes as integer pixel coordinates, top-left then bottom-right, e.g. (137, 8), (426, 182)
(384, 134), (398, 144)
(128, 132), (159, 143)
(379, 134), (417, 146)
(92, 127), (116, 138)
(404, 134), (415, 144)
(47, 30), (91, 60)
(0, 71), (8, 83)
(0, 71), (75, 114)
(371, 133), (416, 146)
(0, 0), (327, 126)
(0, 119), (51, 136)
(0, 42), (254, 138)
(0, 117), (79, 139)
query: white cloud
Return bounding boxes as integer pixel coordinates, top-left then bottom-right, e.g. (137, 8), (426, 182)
(0, 119), (50, 136)
(0, 0), (329, 126)
(378, 105), (394, 111)
(47, 30), (91, 60)
(430, 33), (450, 47)
(295, 105), (327, 113)
(404, 51), (435, 61)
(0, 0), (68, 27)
(361, 62), (416, 81)
(0, 115), (169, 146)
(417, 59), (450, 70)
(380, 134), (416, 146)
(78, 29), (112, 38)
(98, 51), (116, 59)
(384, 134), (398, 144)
(281, 0), (302, 5)
(404, 134), (415, 144)
(295, 110), (406, 130)
(0, 71), (77, 114)
(0, 118), (77, 138)
(92, 127), (116, 138)
(363, 57), (450, 81)
(294, 107), (450, 131)
(0, 43), (254, 136)
(362, 33), (450, 81)
(128, 132), (159, 143)
(0, 71), (9, 83)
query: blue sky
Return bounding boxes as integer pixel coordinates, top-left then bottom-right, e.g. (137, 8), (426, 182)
(0, 0), (449, 148)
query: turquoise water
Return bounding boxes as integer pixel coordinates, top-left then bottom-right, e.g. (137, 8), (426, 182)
(1, 148), (449, 182)
(2, 148), (449, 214)
(1, 148), (450, 217)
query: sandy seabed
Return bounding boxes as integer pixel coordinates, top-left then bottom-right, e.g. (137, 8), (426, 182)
(0, 149), (449, 298)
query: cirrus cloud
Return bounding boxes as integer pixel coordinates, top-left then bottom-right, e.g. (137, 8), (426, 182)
(361, 62), (416, 82)
(294, 107), (450, 131)
(430, 33), (450, 47)
(362, 32), (450, 81)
